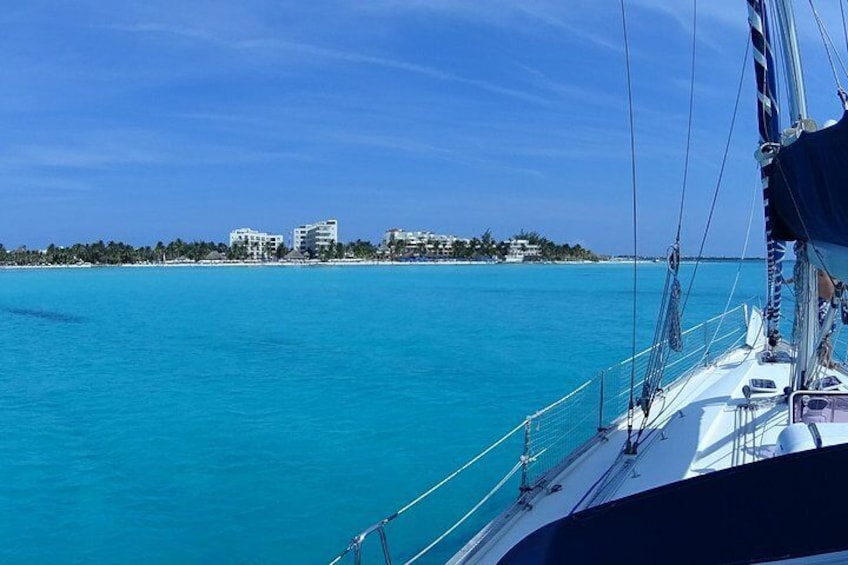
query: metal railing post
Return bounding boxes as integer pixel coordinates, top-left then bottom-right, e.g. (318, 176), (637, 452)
(329, 305), (756, 564)
(377, 526), (393, 565)
(519, 418), (532, 497)
(704, 322), (711, 366)
(597, 370), (605, 431)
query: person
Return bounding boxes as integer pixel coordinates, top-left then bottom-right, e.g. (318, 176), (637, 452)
(818, 270), (837, 369)
(819, 270), (835, 321)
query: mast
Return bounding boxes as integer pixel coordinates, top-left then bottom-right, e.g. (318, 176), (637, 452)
(747, 0), (786, 351)
(757, 0), (817, 388)
(772, 0), (817, 389)
(773, 0), (808, 123)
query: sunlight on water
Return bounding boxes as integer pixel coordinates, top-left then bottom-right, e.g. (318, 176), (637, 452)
(0, 262), (765, 563)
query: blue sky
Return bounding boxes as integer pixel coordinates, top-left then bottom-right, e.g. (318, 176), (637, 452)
(2, 1), (847, 254)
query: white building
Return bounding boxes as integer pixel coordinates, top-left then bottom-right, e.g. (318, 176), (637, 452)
(505, 238), (541, 262)
(229, 228), (284, 261)
(382, 228), (468, 257)
(293, 219), (338, 256)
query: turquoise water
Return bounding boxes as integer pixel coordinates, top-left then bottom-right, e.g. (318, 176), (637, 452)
(0, 263), (765, 563)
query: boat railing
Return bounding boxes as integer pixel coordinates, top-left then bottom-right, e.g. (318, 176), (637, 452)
(830, 311), (848, 367)
(520, 303), (748, 489)
(780, 291), (848, 370)
(329, 304), (750, 565)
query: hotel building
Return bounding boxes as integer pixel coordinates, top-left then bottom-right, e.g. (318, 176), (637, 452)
(505, 238), (542, 262)
(293, 219), (338, 256)
(229, 228), (284, 261)
(381, 228), (469, 257)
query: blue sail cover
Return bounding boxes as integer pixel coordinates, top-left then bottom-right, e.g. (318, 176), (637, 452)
(769, 111), (848, 246)
(748, 0), (785, 337)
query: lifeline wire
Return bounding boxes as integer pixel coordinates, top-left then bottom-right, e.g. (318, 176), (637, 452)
(841, 1), (848, 58)
(808, 0), (848, 88)
(676, 0), (698, 242)
(636, 0), (698, 433)
(681, 35), (751, 316)
(619, 0), (639, 454)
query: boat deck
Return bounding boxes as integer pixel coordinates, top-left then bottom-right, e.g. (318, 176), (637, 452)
(453, 346), (846, 564)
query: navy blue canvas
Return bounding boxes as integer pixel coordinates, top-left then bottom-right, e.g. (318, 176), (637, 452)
(770, 112), (848, 247)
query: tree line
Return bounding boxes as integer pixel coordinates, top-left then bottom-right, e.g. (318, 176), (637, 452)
(0, 240), (232, 265)
(383, 230), (597, 261)
(0, 231), (598, 266)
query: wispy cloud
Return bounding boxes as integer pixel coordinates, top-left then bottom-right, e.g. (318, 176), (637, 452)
(0, 0), (811, 253)
(111, 22), (552, 106)
(356, 0), (625, 51)
(0, 129), (314, 171)
(241, 38), (551, 105)
(108, 22), (218, 42)
(3, 176), (94, 194)
(515, 64), (625, 110)
(0, 144), (165, 169)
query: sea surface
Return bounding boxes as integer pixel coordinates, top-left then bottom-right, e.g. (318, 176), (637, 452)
(0, 262), (766, 564)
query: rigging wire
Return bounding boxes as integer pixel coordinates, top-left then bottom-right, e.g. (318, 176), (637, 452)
(774, 154), (838, 281)
(772, 161), (836, 286)
(841, 0), (848, 59)
(676, 0), (698, 242)
(646, 165), (762, 437)
(404, 461), (523, 565)
(619, 0), (639, 455)
(680, 35), (752, 316)
(807, 0), (848, 89)
(633, 0), (698, 438)
(770, 147), (841, 385)
(766, 0), (791, 124)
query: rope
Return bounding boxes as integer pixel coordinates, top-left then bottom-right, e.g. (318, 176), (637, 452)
(704, 167), (761, 357)
(582, 300), (756, 507)
(841, 0), (848, 59)
(619, 0), (639, 455)
(772, 160), (837, 283)
(631, 33), (750, 444)
(770, 158), (841, 385)
(676, 0), (698, 242)
(808, 0), (848, 87)
(636, 247), (681, 433)
(681, 35), (751, 316)
(404, 461), (523, 565)
(329, 377), (601, 563)
(530, 377), (596, 418)
(773, 0), (791, 124)
(635, 167), (760, 448)
(748, 0), (786, 338)
(394, 420), (525, 517)
(329, 420), (525, 564)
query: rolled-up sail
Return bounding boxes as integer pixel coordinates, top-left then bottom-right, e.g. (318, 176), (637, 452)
(769, 111), (848, 248)
(748, 0), (786, 339)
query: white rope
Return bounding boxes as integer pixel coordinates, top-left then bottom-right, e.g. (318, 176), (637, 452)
(329, 421), (526, 564)
(328, 551), (345, 564)
(808, 0), (848, 87)
(404, 461), (524, 565)
(331, 247), (755, 564)
(702, 165), (761, 359)
(394, 420), (525, 517)
(529, 378), (594, 419)
(642, 167), (761, 431)
(601, 305), (745, 374)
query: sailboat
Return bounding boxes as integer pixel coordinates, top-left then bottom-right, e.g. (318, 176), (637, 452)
(331, 1), (848, 563)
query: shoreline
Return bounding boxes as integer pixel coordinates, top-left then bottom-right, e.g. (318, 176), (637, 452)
(0, 259), (759, 270)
